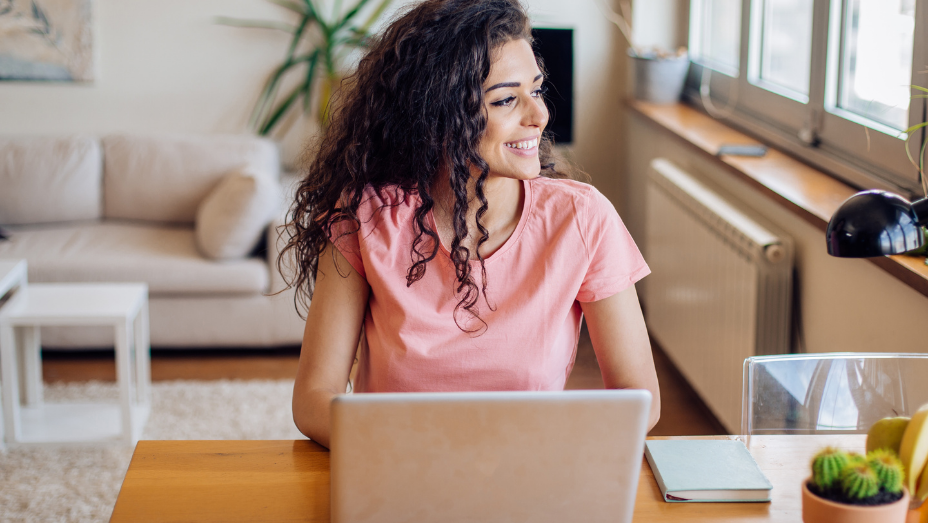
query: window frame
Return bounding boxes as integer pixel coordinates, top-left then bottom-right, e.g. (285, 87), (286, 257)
(685, 0), (928, 197)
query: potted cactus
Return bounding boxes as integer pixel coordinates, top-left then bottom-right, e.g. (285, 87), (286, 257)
(802, 447), (910, 522)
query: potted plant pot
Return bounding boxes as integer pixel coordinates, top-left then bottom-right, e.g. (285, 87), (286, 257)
(802, 478), (910, 523)
(628, 48), (689, 104)
(908, 501), (928, 523)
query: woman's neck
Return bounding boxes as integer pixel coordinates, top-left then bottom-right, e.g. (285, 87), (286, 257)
(431, 174), (525, 259)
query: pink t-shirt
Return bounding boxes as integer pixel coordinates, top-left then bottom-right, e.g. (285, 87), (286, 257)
(332, 176), (649, 392)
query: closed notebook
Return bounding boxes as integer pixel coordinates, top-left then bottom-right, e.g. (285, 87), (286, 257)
(644, 440), (773, 502)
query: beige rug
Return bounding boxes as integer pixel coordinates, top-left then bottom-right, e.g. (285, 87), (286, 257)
(0, 379), (302, 523)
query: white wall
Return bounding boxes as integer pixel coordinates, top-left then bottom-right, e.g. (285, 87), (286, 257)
(0, 0), (629, 194)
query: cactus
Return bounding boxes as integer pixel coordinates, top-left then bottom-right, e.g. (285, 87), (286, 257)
(840, 463), (880, 500)
(812, 447), (850, 490)
(810, 445), (908, 505)
(868, 449), (905, 494)
(846, 452), (867, 466)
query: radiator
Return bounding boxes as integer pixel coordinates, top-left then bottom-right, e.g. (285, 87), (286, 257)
(644, 158), (794, 433)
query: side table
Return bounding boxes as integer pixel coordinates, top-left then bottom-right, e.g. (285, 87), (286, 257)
(0, 259), (28, 451)
(0, 283), (151, 447)
(0, 259), (27, 299)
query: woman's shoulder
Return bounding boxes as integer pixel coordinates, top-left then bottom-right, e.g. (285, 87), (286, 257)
(351, 184), (422, 238)
(529, 176), (613, 214)
(355, 184), (418, 217)
(356, 184), (417, 208)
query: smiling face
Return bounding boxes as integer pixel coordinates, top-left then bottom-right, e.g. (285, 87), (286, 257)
(477, 38), (549, 182)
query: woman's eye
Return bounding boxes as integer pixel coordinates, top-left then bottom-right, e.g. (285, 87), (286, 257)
(491, 96), (516, 107)
(532, 85), (548, 98)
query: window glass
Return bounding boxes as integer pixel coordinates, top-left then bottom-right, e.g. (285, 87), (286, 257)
(695, 0), (743, 72)
(838, 0), (915, 131)
(759, 0), (814, 97)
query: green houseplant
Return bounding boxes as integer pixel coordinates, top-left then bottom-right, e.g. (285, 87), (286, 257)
(219, 0), (393, 136)
(901, 85), (928, 261)
(802, 447), (910, 523)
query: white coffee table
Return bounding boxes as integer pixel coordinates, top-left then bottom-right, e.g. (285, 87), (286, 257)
(0, 282), (151, 447)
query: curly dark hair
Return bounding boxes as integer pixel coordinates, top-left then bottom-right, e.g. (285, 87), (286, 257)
(279, 0), (573, 332)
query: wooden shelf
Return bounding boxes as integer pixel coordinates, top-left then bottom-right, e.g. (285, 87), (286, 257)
(629, 100), (928, 299)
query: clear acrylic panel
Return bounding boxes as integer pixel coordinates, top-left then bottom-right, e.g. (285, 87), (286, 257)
(742, 353), (928, 441)
(838, 0), (915, 131)
(696, 0), (743, 72)
(759, 0), (814, 96)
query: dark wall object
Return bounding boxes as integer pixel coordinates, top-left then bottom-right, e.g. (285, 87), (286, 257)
(532, 27), (574, 145)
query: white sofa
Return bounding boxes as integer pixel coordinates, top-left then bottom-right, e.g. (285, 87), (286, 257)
(0, 134), (304, 348)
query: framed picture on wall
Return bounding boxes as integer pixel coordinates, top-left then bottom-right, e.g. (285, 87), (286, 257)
(0, 0), (93, 82)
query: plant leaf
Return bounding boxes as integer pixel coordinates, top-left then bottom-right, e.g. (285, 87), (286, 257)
(304, 0), (329, 33)
(264, 0), (308, 15)
(903, 122), (928, 176)
(357, 0), (392, 33)
(334, 0), (375, 31)
(919, 134), (928, 191)
(332, 35), (370, 48)
(302, 51), (321, 113)
(250, 54), (317, 131)
(260, 81), (308, 135)
(214, 17), (296, 33)
(903, 121), (928, 136)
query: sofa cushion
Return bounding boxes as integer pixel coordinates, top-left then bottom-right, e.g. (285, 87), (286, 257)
(0, 222), (269, 295)
(0, 135), (102, 225)
(196, 170), (281, 260)
(102, 134), (280, 224)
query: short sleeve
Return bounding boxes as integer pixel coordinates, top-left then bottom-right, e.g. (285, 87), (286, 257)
(576, 187), (650, 302)
(328, 217), (366, 279)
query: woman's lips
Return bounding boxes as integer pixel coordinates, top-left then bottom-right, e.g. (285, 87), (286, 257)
(504, 136), (539, 157)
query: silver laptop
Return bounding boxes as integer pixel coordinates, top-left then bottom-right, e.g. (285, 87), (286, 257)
(330, 389), (652, 523)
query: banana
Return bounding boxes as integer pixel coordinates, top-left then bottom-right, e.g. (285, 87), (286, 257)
(918, 453), (928, 502)
(900, 404), (928, 494)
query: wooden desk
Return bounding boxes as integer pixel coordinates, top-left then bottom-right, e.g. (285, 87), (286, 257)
(111, 434), (865, 522)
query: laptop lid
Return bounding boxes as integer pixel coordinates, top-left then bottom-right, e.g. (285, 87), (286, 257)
(330, 389), (651, 523)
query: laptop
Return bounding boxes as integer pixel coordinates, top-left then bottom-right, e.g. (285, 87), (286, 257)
(330, 389), (652, 523)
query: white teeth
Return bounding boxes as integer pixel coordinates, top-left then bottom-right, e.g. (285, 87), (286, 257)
(505, 138), (538, 150)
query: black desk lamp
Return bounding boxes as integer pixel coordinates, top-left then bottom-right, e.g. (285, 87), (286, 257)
(826, 190), (928, 257)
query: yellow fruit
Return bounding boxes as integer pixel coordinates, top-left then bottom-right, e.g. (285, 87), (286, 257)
(900, 405), (928, 494)
(918, 454), (928, 502)
(867, 416), (911, 454)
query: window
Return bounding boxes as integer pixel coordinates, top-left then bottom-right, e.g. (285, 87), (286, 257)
(688, 0), (928, 195)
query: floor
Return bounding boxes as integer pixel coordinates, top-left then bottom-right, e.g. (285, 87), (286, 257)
(41, 328), (727, 437)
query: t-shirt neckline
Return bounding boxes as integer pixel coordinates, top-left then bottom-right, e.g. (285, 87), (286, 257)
(427, 178), (533, 264)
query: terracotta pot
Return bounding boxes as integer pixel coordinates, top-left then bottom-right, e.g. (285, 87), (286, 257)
(908, 501), (928, 523)
(802, 479), (910, 523)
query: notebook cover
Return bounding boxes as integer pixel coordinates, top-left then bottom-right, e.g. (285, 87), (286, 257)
(644, 440), (773, 503)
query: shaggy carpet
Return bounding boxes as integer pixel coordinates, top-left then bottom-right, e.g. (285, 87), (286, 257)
(0, 379), (303, 523)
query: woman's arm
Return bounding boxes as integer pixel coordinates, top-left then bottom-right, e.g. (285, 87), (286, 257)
(580, 285), (661, 432)
(292, 241), (370, 448)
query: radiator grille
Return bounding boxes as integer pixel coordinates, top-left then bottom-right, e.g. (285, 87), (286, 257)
(644, 158), (794, 433)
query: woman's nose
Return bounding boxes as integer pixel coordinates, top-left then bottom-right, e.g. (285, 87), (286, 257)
(522, 98), (549, 128)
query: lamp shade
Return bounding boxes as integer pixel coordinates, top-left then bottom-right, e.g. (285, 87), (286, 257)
(826, 190), (927, 257)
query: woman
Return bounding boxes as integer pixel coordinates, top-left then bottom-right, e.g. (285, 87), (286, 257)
(283, 0), (660, 448)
